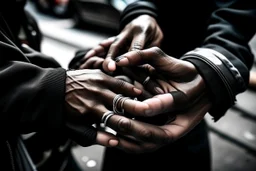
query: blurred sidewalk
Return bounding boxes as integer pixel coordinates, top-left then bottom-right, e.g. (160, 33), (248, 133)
(26, 2), (256, 171)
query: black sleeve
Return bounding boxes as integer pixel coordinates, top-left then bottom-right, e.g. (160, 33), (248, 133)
(0, 27), (66, 138)
(181, 0), (256, 120)
(119, 0), (157, 31)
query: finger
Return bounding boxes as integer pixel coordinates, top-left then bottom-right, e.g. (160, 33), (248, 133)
(134, 91), (191, 117)
(128, 34), (146, 51)
(107, 115), (170, 144)
(89, 108), (119, 147)
(81, 46), (104, 65)
(115, 75), (133, 84)
(79, 57), (104, 69)
(136, 94), (175, 116)
(122, 66), (164, 94)
(133, 81), (155, 100)
(102, 34), (130, 72)
(102, 56), (116, 73)
(95, 131), (119, 147)
(65, 122), (97, 147)
(99, 36), (117, 49)
(84, 37), (116, 58)
(115, 47), (168, 66)
(116, 134), (158, 153)
(106, 76), (143, 97)
(117, 93), (175, 117)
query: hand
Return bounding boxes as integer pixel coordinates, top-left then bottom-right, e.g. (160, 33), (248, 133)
(106, 95), (211, 153)
(116, 47), (209, 114)
(78, 37), (116, 70)
(80, 15), (163, 72)
(64, 69), (145, 124)
(96, 47), (213, 152)
(64, 69), (150, 147)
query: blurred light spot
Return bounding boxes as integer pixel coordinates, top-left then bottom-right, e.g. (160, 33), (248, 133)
(32, 31), (37, 36)
(81, 156), (89, 163)
(243, 131), (255, 141)
(87, 160), (97, 167)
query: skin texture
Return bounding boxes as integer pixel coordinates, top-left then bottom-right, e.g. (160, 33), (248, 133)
(79, 15), (163, 72)
(77, 45), (212, 152)
(74, 15), (212, 152)
(64, 69), (146, 147)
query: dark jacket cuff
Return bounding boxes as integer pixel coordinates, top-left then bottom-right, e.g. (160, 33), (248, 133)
(119, 1), (158, 31)
(181, 48), (246, 121)
(40, 68), (66, 130)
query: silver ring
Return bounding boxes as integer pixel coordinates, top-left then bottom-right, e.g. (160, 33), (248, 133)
(113, 94), (125, 114)
(120, 97), (130, 112)
(143, 76), (150, 86)
(101, 111), (114, 127)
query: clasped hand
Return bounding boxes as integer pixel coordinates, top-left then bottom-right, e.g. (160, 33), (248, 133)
(69, 15), (212, 153)
(75, 46), (211, 153)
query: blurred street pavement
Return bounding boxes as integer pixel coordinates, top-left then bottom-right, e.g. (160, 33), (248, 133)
(25, 2), (256, 171)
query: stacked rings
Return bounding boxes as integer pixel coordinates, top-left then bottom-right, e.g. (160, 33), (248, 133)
(113, 94), (125, 114)
(101, 111), (114, 127)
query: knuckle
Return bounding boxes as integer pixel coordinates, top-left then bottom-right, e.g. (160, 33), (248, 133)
(117, 117), (131, 132)
(134, 50), (144, 60)
(116, 79), (126, 88)
(131, 41), (143, 51)
(133, 25), (144, 33)
(140, 128), (152, 139)
(150, 46), (166, 57)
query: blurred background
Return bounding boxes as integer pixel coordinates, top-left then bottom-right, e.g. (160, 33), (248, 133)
(25, 0), (256, 170)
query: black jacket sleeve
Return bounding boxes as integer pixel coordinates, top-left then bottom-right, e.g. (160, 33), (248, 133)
(182, 0), (256, 120)
(120, 0), (256, 121)
(0, 23), (66, 138)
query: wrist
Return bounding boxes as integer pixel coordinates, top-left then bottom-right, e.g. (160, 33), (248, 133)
(180, 48), (244, 121)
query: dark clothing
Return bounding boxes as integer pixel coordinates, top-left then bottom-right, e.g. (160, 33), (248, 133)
(120, 0), (256, 121)
(102, 0), (256, 171)
(0, 0), (99, 170)
(0, 0), (66, 137)
(0, 1), (68, 170)
(103, 120), (211, 171)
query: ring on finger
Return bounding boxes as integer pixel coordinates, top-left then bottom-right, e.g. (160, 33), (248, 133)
(113, 94), (125, 114)
(120, 97), (131, 111)
(101, 111), (114, 127)
(143, 76), (150, 86)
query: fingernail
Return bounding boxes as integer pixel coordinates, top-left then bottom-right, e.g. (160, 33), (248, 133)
(108, 61), (116, 71)
(133, 87), (142, 94)
(115, 57), (129, 65)
(154, 87), (164, 94)
(109, 139), (119, 147)
(115, 56), (124, 62)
